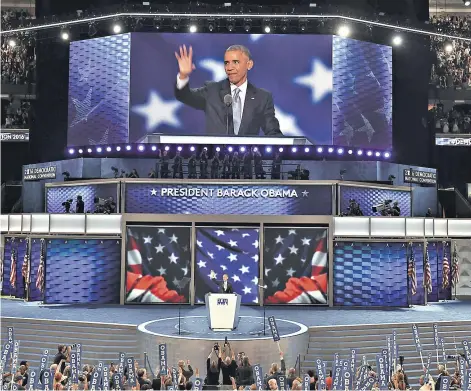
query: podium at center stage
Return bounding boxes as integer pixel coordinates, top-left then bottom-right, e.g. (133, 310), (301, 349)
(205, 293), (242, 331)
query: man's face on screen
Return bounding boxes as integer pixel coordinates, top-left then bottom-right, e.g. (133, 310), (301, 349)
(224, 50), (252, 86)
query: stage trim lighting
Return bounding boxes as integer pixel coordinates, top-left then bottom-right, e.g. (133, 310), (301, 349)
(8, 39), (16, 47)
(384, 152), (391, 158)
(264, 25), (271, 33)
(367, 150), (373, 156)
(78, 149), (83, 154)
(106, 146), (112, 152)
(292, 147), (297, 153)
(338, 25), (350, 37)
(216, 146), (221, 152)
(116, 146), (121, 151)
(357, 150), (363, 156)
(337, 148), (344, 154)
(177, 146), (183, 151)
(3, 14), (471, 44)
(347, 149), (353, 155)
(240, 146), (246, 152)
(138, 145), (145, 151)
(112, 23), (122, 34)
(190, 146), (195, 152)
(375, 151), (381, 157)
(445, 43), (453, 53)
(464, 0), (471, 6)
(266, 146), (272, 153)
(87, 148), (92, 153)
(328, 147), (334, 153)
(278, 147), (284, 152)
(125, 145), (131, 151)
(164, 145), (170, 151)
(189, 24), (197, 33)
(317, 147), (323, 153)
(392, 35), (402, 46)
(96, 147), (102, 153)
(151, 145), (157, 151)
(304, 147), (310, 153)
(228, 146), (233, 152)
(68, 148), (74, 154)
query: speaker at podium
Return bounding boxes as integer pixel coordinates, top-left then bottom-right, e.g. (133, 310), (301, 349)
(205, 293), (242, 331)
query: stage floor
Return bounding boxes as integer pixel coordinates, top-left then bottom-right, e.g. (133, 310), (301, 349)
(2, 299), (471, 327)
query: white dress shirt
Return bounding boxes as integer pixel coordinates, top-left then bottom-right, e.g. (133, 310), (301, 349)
(223, 281), (227, 291)
(176, 74), (248, 117)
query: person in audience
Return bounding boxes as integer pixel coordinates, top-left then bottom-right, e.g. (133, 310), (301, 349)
(206, 347), (221, 386)
(137, 368), (151, 388)
(265, 352), (286, 388)
(178, 359), (194, 379)
(287, 367), (297, 388)
(268, 378), (278, 390)
(435, 364), (448, 390)
(220, 350), (238, 386)
(53, 345), (70, 373)
(235, 356), (253, 387)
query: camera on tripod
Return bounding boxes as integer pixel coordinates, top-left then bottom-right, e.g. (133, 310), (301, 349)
(342, 199), (363, 216)
(93, 197), (116, 214)
(372, 200), (400, 216)
(62, 199), (73, 213)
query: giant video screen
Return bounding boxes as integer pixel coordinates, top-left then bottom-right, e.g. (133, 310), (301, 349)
(68, 33), (392, 149)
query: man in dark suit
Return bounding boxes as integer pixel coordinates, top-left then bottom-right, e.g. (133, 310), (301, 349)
(210, 271), (233, 293)
(174, 44), (282, 136)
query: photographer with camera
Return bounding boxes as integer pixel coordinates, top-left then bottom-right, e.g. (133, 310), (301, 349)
(62, 199), (73, 213)
(76, 195), (84, 214)
(220, 338), (238, 386)
(206, 343), (222, 387)
(53, 345), (71, 373)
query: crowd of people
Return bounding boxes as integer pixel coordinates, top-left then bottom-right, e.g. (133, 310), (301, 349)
(1, 341), (468, 390)
(1, 99), (31, 129)
(429, 104), (471, 134)
(1, 9), (36, 85)
(429, 15), (471, 89)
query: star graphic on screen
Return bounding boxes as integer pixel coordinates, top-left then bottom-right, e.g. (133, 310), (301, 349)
(265, 268), (271, 276)
(251, 276), (259, 285)
(232, 275), (241, 282)
(77, 59), (92, 83)
(143, 236), (152, 244)
(181, 267), (189, 276)
(250, 34), (264, 42)
(274, 106), (303, 136)
(215, 230), (225, 236)
(302, 190), (309, 197)
(158, 228), (165, 234)
(252, 254), (259, 262)
(207, 252), (214, 259)
(132, 91), (183, 131)
(375, 98), (392, 124)
(228, 253), (238, 262)
(288, 229), (297, 235)
(88, 128), (109, 146)
(216, 245), (224, 251)
(357, 114), (375, 142)
(220, 265), (227, 271)
(168, 253), (178, 264)
(229, 240), (238, 247)
(275, 235), (284, 244)
(286, 267), (296, 277)
(366, 70), (381, 86)
(169, 234), (178, 243)
(294, 59), (333, 103)
(157, 266), (166, 275)
(150, 189), (157, 196)
(196, 240), (203, 248)
(239, 265), (250, 274)
(252, 240), (259, 248)
(288, 245), (299, 254)
(155, 244), (165, 253)
(199, 59), (227, 82)
(301, 237), (311, 246)
(242, 233), (250, 238)
(271, 278), (280, 288)
(243, 286), (252, 295)
(197, 260), (206, 268)
(70, 88), (96, 127)
(340, 121), (355, 145)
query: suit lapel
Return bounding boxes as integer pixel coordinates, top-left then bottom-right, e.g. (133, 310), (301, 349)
(219, 80), (234, 134)
(239, 82), (257, 135)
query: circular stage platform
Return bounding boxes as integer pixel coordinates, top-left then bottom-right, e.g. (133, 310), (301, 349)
(138, 311), (309, 373)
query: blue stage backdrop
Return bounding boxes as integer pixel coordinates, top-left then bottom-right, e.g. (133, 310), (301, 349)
(1, 237), (27, 298)
(339, 185), (411, 216)
(332, 36), (392, 149)
(124, 182), (333, 215)
(125, 226), (192, 303)
(194, 227), (260, 305)
(67, 34), (131, 147)
(411, 243), (425, 306)
(45, 239), (121, 304)
(426, 241), (452, 302)
(263, 227), (328, 305)
(46, 183), (119, 213)
(29, 238), (45, 302)
(67, 33), (392, 150)
(334, 242), (408, 307)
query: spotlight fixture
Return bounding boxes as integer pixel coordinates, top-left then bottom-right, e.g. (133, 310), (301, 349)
(177, 146), (183, 151)
(87, 148), (92, 153)
(207, 19), (215, 32)
(280, 19), (289, 32)
(190, 146), (195, 152)
(240, 146), (246, 152)
(151, 145), (157, 151)
(299, 20), (307, 32)
(172, 18), (180, 30)
(60, 30), (70, 40)
(464, 0), (470, 6)
(384, 152), (391, 158)
(264, 25), (271, 33)
(112, 23), (122, 34)
(226, 19), (235, 32)
(357, 150), (363, 156)
(88, 23), (97, 37)
(68, 148), (74, 155)
(278, 147), (284, 152)
(243, 19), (252, 32)
(253, 147), (258, 152)
(292, 147), (297, 153)
(392, 35), (402, 46)
(317, 147), (323, 153)
(125, 145), (131, 151)
(138, 145), (145, 151)
(8, 39), (16, 47)
(78, 149), (83, 154)
(263, 19), (272, 33)
(348, 149), (353, 155)
(338, 25), (350, 37)
(304, 147), (310, 153)
(116, 146), (121, 151)
(228, 146), (233, 152)
(153, 18), (162, 30)
(266, 146), (272, 153)
(337, 148), (344, 154)
(328, 147), (334, 153)
(367, 151), (373, 156)
(106, 146), (112, 152)
(215, 147), (221, 152)
(133, 18), (143, 31)
(189, 21), (197, 33)
(164, 146), (170, 151)
(375, 151), (381, 157)
(444, 42), (453, 53)
(97, 147), (102, 153)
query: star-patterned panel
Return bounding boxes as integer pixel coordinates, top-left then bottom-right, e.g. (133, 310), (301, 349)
(129, 33), (333, 144)
(332, 36), (392, 150)
(67, 33), (131, 147)
(45, 239), (121, 304)
(334, 242), (408, 307)
(125, 226), (191, 303)
(124, 183), (333, 215)
(1, 237), (27, 298)
(194, 227), (260, 305)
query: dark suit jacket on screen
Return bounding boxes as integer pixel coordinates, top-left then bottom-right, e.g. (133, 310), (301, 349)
(174, 79), (282, 136)
(212, 278), (234, 294)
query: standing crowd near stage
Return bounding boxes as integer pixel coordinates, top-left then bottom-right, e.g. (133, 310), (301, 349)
(429, 15), (471, 90)
(1, 340), (469, 390)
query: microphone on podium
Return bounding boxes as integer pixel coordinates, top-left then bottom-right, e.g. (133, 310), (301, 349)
(224, 94), (232, 135)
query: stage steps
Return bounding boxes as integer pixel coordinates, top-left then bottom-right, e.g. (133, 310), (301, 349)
(0, 317), (143, 367)
(300, 320), (471, 387)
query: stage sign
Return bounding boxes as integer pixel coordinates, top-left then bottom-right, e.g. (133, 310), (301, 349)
(23, 165), (56, 181)
(436, 134), (471, 146)
(124, 182), (333, 215)
(403, 169), (437, 185)
(1, 129), (29, 142)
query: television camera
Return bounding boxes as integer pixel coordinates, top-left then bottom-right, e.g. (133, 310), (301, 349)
(93, 196), (116, 214)
(372, 200), (400, 216)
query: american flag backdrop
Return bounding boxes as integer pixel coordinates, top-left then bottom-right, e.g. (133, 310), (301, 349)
(451, 241), (460, 288)
(126, 226), (192, 303)
(35, 239), (46, 294)
(9, 240), (17, 289)
(195, 227), (260, 305)
(442, 244), (450, 290)
(424, 246), (433, 294)
(263, 227), (328, 304)
(408, 244), (417, 296)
